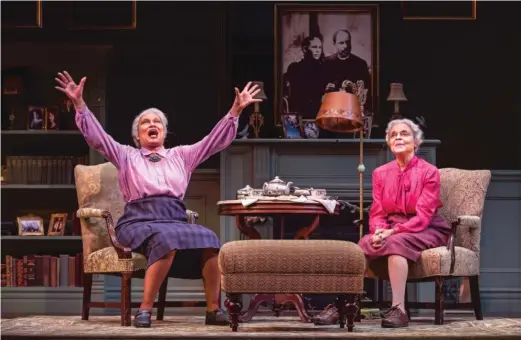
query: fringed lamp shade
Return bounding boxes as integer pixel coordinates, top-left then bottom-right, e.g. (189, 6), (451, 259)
(315, 92), (362, 133)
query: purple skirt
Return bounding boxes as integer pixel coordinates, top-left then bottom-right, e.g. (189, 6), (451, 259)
(115, 195), (221, 279)
(358, 214), (450, 262)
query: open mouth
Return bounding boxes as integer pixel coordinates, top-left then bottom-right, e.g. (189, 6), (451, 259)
(148, 129), (159, 138)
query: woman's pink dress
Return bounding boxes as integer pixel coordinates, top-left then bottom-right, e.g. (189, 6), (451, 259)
(358, 156), (450, 262)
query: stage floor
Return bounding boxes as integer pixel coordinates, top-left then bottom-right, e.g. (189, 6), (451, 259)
(1, 315), (520, 339)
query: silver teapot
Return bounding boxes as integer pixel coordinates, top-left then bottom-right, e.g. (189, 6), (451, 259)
(262, 176), (294, 196)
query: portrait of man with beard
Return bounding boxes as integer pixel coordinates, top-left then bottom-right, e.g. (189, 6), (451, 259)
(323, 29), (372, 112)
(276, 4), (378, 128)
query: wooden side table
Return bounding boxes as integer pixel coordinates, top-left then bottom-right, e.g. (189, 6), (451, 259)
(218, 199), (341, 323)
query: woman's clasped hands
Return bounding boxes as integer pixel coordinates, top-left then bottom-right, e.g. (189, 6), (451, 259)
(371, 228), (394, 248)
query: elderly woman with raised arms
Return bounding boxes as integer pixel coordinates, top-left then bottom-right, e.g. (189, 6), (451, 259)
(55, 71), (262, 328)
(314, 119), (451, 328)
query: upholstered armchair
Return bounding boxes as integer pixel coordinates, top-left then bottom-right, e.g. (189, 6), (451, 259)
(74, 162), (199, 326)
(364, 168), (491, 325)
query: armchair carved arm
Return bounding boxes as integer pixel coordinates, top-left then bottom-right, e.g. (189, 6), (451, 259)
(447, 215), (481, 274)
(76, 208), (200, 260)
(76, 208), (132, 260)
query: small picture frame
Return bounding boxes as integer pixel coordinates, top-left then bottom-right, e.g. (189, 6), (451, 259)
(281, 113), (302, 139)
(27, 106), (46, 130)
(17, 215), (44, 236)
(301, 119), (320, 139)
(48, 213), (68, 236)
(45, 106), (59, 130)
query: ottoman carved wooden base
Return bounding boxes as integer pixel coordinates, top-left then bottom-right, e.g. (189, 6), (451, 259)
(219, 240), (365, 332)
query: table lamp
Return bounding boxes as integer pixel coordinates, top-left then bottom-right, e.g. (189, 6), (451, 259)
(387, 83), (408, 120)
(315, 90), (366, 240)
(249, 81), (268, 138)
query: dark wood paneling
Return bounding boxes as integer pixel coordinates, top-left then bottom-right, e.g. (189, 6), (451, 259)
(2, 1), (520, 170)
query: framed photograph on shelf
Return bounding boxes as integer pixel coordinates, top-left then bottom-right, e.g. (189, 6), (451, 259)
(2, 106), (24, 130)
(274, 3), (379, 125)
(281, 113), (302, 139)
(17, 215), (44, 236)
(48, 213), (68, 236)
(301, 119), (320, 139)
(27, 106), (45, 130)
(45, 106), (60, 130)
(2, 75), (24, 95)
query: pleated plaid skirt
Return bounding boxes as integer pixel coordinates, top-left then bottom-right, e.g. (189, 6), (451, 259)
(115, 195), (221, 279)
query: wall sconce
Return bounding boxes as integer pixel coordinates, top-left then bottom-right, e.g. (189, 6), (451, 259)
(387, 83), (408, 120)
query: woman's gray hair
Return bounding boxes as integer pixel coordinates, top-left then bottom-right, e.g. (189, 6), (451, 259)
(385, 118), (424, 152)
(131, 108), (169, 148)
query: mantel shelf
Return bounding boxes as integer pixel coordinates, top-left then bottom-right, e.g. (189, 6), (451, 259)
(1, 184), (76, 189)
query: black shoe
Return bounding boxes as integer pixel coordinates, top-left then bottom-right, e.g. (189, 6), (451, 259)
(205, 308), (229, 326)
(134, 310), (152, 328)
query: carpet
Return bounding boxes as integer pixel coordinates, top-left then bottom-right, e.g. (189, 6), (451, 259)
(1, 315), (520, 339)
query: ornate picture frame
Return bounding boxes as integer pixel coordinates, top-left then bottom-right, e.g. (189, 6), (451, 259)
(274, 3), (379, 125)
(48, 213), (68, 236)
(17, 215), (44, 236)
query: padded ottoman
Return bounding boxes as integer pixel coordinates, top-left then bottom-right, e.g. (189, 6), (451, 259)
(219, 239), (366, 332)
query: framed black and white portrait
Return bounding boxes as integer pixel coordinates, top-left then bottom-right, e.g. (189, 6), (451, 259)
(27, 106), (45, 130)
(275, 3), (379, 124)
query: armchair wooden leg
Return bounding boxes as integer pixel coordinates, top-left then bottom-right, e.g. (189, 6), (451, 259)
(121, 272), (132, 326)
(434, 276), (445, 325)
(469, 275), (483, 320)
(81, 273), (93, 320)
(156, 278), (168, 321)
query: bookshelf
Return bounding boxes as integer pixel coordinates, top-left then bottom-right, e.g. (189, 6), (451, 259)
(1, 43), (111, 316)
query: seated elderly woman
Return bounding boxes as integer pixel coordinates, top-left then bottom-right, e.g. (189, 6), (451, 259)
(314, 118), (454, 328)
(55, 71), (262, 328)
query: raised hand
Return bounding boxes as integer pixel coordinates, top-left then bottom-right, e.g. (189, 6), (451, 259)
(231, 82), (263, 115)
(54, 71), (87, 109)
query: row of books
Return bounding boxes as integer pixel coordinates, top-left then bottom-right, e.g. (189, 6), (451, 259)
(4, 155), (89, 185)
(1, 254), (84, 287)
